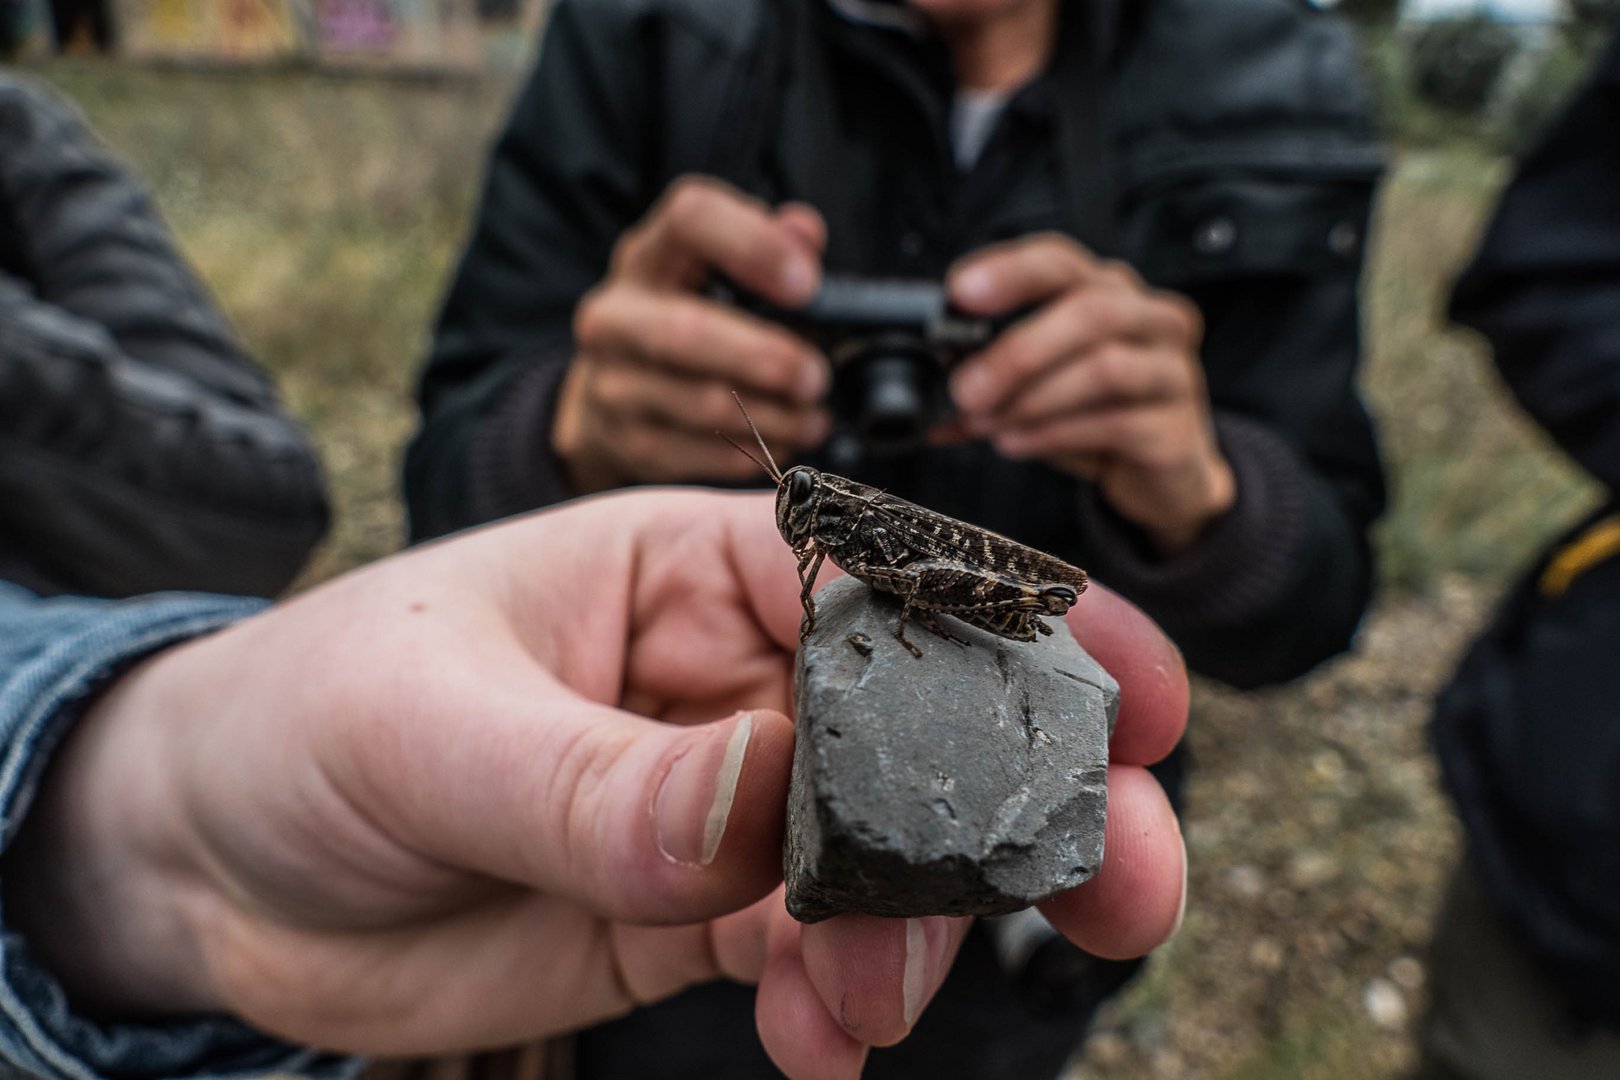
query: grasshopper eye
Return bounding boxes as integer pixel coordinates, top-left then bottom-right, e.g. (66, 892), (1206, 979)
(788, 469), (815, 507)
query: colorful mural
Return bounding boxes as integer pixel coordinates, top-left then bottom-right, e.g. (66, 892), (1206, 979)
(311, 0), (480, 69)
(113, 0), (301, 61)
(105, 0), (540, 70)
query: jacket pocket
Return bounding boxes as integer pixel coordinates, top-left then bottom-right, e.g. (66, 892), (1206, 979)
(1117, 172), (1379, 288)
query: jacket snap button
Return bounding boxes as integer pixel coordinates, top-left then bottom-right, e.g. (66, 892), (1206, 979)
(899, 231), (925, 258)
(1193, 216), (1236, 255)
(1329, 221), (1359, 258)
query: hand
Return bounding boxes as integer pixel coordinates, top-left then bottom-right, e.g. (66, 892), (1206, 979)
(946, 234), (1235, 556)
(7, 491), (1187, 1079)
(554, 176), (833, 495)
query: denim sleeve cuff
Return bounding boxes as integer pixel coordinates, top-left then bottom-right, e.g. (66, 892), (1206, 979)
(1074, 413), (1308, 639)
(0, 587), (362, 1080)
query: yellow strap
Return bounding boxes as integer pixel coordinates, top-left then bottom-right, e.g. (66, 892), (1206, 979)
(1539, 514), (1620, 598)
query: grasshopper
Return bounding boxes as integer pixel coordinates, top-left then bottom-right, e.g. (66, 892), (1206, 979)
(728, 394), (1088, 657)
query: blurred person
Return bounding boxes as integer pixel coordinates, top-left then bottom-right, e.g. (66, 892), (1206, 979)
(0, 72), (328, 600)
(1418, 26), (1620, 1080)
(406, 0), (1385, 1073)
(0, 490), (1188, 1080)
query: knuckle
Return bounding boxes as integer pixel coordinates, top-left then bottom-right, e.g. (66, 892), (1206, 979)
(996, 337), (1041, 382)
(659, 302), (708, 363)
(1091, 344), (1135, 390)
(1099, 258), (1143, 290)
(1156, 290), (1204, 345)
(695, 381), (739, 428)
(545, 724), (637, 889)
(759, 340), (808, 393)
(608, 219), (652, 276)
(622, 426), (664, 470)
(663, 176), (719, 223)
(573, 288), (614, 348)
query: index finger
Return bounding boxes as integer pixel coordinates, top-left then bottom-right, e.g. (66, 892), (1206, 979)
(1066, 583), (1187, 766)
(620, 177), (821, 306)
(947, 232), (1103, 315)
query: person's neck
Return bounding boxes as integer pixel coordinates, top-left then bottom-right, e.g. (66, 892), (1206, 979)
(930, 0), (1058, 92)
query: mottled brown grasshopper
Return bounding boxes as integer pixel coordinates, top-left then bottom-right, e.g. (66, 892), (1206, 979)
(727, 394), (1088, 657)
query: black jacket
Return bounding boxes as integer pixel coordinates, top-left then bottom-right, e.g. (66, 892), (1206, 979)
(407, 0), (1386, 689)
(1435, 29), (1620, 1024)
(0, 74), (329, 599)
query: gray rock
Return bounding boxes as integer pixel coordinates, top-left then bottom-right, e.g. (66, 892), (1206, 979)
(785, 576), (1118, 922)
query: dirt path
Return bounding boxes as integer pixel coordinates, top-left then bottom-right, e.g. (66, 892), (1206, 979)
(1069, 580), (1499, 1078)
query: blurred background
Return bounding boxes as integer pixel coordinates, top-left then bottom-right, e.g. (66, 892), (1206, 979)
(5, 0), (1619, 1075)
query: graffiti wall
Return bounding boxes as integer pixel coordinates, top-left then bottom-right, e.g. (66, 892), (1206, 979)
(113, 0), (301, 61)
(106, 0), (540, 70)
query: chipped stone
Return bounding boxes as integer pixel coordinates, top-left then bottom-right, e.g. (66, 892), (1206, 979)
(784, 576), (1118, 921)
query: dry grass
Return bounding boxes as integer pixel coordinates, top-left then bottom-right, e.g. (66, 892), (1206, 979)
(26, 59), (1605, 1079)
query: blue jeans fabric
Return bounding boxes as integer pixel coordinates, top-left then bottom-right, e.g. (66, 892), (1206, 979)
(0, 581), (361, 1080)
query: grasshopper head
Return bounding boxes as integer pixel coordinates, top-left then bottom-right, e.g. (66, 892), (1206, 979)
(776, 466), (822, 550)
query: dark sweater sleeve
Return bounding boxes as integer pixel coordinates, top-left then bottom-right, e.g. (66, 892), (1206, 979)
(405, 0), (657, 540)
(0, 75), (329, 599)
(1448, 32), (1620, 489)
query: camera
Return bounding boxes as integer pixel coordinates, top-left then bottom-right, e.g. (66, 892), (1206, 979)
(715, 276), (1010, 456)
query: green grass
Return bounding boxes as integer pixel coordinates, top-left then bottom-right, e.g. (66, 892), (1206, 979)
(1359, 148), (1600, 591)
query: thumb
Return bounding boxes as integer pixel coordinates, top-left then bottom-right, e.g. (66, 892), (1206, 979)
(362, 686), (796, 925)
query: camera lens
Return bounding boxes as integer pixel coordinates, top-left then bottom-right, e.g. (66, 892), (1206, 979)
(849, 352), (941, 453)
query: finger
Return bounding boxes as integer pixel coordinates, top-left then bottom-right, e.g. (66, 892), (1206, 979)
(992, 403), (1180, 464)
(1038, 764), (1185, 959)
(757, 918), (871, 1080)
(619, 175), (820, 306)
(348, 693), (797, 924)
(712, 492), (848, 653)
(1064, 583), (1187, 766)
(776, 202), (829, 256)
(220, 890), (781, 1055)
(577, 288), (829, 403)
(215, 893), (642, 1054)
(800, 915), (968, 1047)
(991, 343), (1196, 430)
(952, 290), (1193, 417)
(594, 419), (795, 485)
(588, 362), (830, 450)
(947, 232), (1100, 315)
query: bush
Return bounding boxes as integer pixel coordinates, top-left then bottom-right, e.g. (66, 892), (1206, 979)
(1409, 16), (1520, 114)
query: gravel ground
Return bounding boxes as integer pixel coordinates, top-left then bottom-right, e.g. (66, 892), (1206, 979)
(1067, 579), (1499, 1079)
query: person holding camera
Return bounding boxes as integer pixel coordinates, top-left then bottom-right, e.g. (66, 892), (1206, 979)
(407, 0), (1384, 1074)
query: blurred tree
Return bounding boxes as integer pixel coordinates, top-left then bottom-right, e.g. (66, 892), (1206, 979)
(1411, 15), (1519, 113)
(1336, 0), (1402, 25)
(1569, 0), (1620, 30)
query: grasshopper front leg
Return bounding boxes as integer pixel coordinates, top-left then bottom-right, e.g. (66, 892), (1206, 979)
(795, 546), (826, 641)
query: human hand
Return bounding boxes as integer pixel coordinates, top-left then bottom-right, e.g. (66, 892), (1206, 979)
(946, 234), (1234, 556)
(553, 176), (833, 495)
(7, 491), (1186, 1079)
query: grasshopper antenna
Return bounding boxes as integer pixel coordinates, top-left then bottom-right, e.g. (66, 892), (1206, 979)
(723, 391), (784, 483)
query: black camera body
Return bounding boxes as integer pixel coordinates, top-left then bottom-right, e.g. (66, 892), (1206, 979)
(718, 276), (1008, 456)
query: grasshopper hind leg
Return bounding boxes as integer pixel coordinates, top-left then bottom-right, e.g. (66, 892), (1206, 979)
(917, 610), (971, 648)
